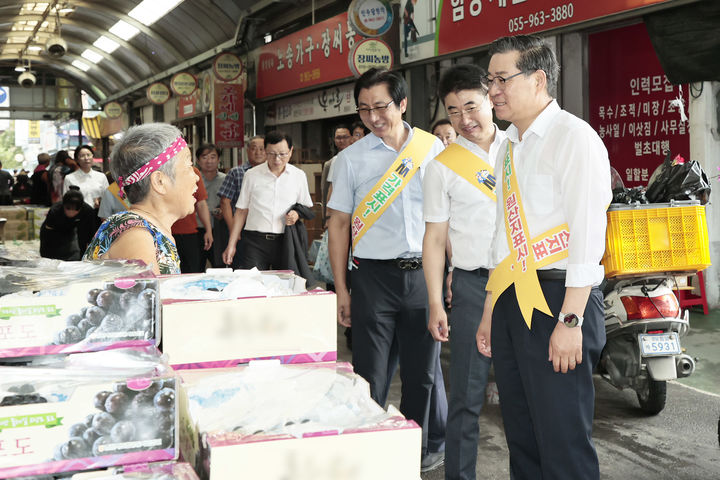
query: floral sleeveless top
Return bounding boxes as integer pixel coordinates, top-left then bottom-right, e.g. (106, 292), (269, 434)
(83, 211), (181, 274)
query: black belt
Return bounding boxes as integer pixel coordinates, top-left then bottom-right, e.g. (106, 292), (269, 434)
(536, 269), (566, 281)
(355, 257), (423, 271)
(243, 230), (283, 241)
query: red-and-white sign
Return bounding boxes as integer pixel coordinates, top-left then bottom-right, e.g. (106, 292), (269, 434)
(257, 12), (360, 99)
(214, 83), (244, 148)
(436, 0), (674, 57)
(588, 23), (689, 188)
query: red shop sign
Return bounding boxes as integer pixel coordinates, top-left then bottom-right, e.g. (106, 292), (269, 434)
(588, 23), (689, 188)
(436, 0), (674, 57)
(257, 12), (360, 99)
(214, 83), (244, 149)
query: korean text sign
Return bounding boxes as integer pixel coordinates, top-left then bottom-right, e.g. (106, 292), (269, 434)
(436, 0), (673, 57)
(257, 12), (360, 99)
(589, 23), (689, 188)
(214, 83), (244, 149)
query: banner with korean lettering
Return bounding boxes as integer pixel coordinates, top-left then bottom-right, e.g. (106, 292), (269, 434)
(214, 83), (244, 149)
(257, 13), (360, 99)
(424, 0), (675, 60)
(588, 23), (689, 188)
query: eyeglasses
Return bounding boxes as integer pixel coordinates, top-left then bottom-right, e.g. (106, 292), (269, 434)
(447, 105), (479, 118)
(265, 151), (290, 159)
(485, 71), (525, 88)
(357, 100), (394, 115)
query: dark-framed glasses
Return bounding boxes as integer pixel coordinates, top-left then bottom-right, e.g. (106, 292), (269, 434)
(485, 71), (525, 88)
(266, 151), (290, 159)
(357, 100), (394, 115)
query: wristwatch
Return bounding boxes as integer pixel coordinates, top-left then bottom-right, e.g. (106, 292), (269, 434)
(558, 312), (584, 328)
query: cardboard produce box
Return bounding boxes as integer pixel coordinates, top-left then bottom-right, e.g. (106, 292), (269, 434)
(0, 348), (178, 479)
(0, 261), (159, 359)
(160, 271), (336, 369)
(178, 363), (421, 480)
(71, 461), (199, 479)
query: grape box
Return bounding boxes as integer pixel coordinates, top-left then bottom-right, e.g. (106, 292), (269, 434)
(70, 461), (199, 479)
(0, 371), (178, 478)
(0, 277), (161, 359)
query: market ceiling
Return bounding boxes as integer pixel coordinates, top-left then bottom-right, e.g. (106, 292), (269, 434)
(0, 0), (316, 103)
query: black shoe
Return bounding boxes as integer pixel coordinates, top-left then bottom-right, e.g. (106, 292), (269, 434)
(420, 451), (445, 473)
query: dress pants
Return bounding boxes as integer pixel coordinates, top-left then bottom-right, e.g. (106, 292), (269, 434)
(175, 232), (204, 273)
(491, 279), (605, 480)
(445, 267), (492, 480)
(239, 230), (283, 270)
(351, 258), (439, 454)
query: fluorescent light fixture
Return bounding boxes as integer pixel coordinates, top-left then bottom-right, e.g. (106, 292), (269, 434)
(109, 20), (139, 41)
(28, 45), (42, 51)
(94, 35), (119, 53)
(15, 65), (25, 72)
(81, 49), (103, 63)
(128, 0), (183, 26)
(264, 33), (272, 44)
(72, 59), (90, 71)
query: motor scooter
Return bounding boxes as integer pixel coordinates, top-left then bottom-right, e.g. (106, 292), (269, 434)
(600, 275), (695, 414)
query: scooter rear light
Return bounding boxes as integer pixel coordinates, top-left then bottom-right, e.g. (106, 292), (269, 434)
(620, 294), (680, 320)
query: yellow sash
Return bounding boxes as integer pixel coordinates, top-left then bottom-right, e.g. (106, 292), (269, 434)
(108, 182), (131, 209)
(434, 142), (496, 201)
(486, 142), (570, 328)
(351, 127), (436, 249)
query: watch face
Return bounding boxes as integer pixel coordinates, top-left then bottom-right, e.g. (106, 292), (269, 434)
(563, 313), (579, 327)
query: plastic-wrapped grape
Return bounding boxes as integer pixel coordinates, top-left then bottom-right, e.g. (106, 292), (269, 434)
(68, 422), (88, 438)
(83, 413), (95, 427)
(93, 391), (111, 411)
(153, 388), (175, 412)
(100, 313), (124, 332)
(104, 391), (129, 416)
(60, 437), (88, 459)
(95, 290), (116, 310)
(77, 319), (94, 336)
(82, 426), (102, 445)
(57, 326), (83, 344)
(18, 384), (34, 394)
(92, 436), (113, 456)
(137, 288), (157, 311)
(160, 428), (174, 448)
(119, 291), (137, 310)
(85, 326), (97, 339)
(92, 411), (116, 435)
(79, 306), (88, 317)
(84, 306), (105, 326)
(52, 443), (65, 461)
(65, 313), (83, 327)
(110, 419), (136, 442)
(87, 288), (102, 306)
(156, 412), (174, 432)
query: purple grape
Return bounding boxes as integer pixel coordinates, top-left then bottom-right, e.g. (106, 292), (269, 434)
(57, 326), (83, 344)
(137, 288), (157, 310)
(110, 420), (136, 442)
(93, 391), (111, 411)
(156, 412), (174, 432)
(82, 426), (102, 445)
(119, 291), (137, 310)
(83, 413), (95, 427)
(65, 313), (83, 327)
(60, 437), (88, 459)
(92, 436), (112, 456)
(104, 391), (128, 416)
(77, 319), (93, 335)
(85, 326), (98, 339)
(95, 290), (116, 309)
(68, 422), (87, 437)
(18, 384), (34, 394)
(153, 388), (175, 412)
(92, 412), (116, 435)
(100, 313), (124, 332)
(84, 306), (105, 325)
(78, 306), (88, 317)
(160, 428), (174, 448)
(87, 288), (102, 306)
(53, 443), (65, 461)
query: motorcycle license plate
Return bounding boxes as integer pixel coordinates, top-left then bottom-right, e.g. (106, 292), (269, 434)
(638, 332), (681, 356)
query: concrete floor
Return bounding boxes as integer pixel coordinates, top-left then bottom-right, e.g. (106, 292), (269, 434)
(336, 306), (720, 479)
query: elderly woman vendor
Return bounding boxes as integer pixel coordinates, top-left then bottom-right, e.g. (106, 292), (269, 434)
(83, 123), (198, 274)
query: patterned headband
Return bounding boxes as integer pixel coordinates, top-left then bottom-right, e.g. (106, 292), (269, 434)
(117, 136), (187, 199)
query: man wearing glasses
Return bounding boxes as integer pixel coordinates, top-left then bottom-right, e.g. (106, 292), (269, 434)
(423, 64), (506, 480)
(222, 131), (313, 270)
(327, 68), (447, 473)
(479, 35), (610, 480)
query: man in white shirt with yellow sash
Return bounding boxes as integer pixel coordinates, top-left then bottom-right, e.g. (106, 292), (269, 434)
(476, 35), (611, 480)
(423, 64), (506, 480)
(328, 68), (447, 472)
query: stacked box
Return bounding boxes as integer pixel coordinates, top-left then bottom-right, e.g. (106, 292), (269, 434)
(71, 461), (199, 479)
(160, 271), (336, 369)
(0, 206), (33, 241)
(178, 363), (421, 480)
(0, 347), (179, 479)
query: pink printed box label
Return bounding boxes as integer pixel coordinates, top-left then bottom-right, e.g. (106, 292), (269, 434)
(171, 351), (337, 370)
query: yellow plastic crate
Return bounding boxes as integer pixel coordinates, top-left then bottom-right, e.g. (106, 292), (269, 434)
(603, 204), (711, 277)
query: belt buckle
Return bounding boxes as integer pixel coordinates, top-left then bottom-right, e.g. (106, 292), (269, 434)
(397, 258), (420, 270)
(265, 234), (276, 240)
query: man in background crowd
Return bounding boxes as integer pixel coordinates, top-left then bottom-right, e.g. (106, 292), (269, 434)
(0, 161), (13, 205)
(218, 135), (266, 268)
(30, 152), (52, 206)
(197, 143), (227, 268)
(431, 118), (458, 148)
(171, 167), (213, 273)
(321, 124), (352, 227)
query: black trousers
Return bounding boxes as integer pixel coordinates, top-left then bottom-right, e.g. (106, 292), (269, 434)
(351, 258), (439, 454)
(492, 279), (605, 480)
(175, 232), (204, 273)
(239, 230), (283, 270)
